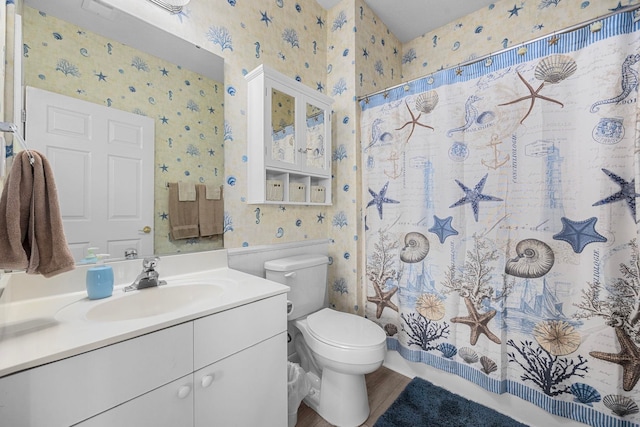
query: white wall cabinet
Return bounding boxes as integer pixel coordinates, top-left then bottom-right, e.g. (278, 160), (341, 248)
(0, 295), (287, 427)
(246, 64), (333, 205)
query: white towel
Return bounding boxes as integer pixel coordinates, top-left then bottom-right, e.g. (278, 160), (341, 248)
(205, 184), (221, 200)
(178, 181), (196, 201)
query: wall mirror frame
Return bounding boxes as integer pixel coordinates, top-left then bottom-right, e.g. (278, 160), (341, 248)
(16, 0), (225, 262)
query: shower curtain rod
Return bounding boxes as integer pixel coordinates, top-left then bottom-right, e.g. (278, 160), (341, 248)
(357, 3), (640, 101)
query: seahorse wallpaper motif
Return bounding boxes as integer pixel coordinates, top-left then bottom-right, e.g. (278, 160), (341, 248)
(361, 9), (640, 426)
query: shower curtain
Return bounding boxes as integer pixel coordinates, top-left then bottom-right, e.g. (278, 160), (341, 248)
(361, 10), (640, 427)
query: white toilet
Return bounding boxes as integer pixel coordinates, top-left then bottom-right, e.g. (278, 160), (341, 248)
(265, 254), (386, 427)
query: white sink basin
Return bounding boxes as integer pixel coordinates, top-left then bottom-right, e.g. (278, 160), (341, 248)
(75, 283), (224, 322)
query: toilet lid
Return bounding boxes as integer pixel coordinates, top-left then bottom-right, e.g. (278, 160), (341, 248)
(306, 308), (386, 348)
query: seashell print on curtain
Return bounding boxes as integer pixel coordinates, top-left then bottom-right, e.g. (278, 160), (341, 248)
(360, 10), (640, 427)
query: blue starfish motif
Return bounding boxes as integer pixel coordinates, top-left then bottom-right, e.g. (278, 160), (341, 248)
(508, 4), (523, 17)
(160, 116), (169, 124)
(95, 72), (107, 81)
(366, 181), (399, 219)
(428, 215), (458, 244)
(553, 217), (607, 253)
(160, 67), (169, 76)
(592, 168), (640, 220)
(610, 1), (625, 12)
(159, 212), (168, 220)
(449, 174), (503, 222)
(159, 163), (168, 172)
(260, 11), (272, 26)
(317, 213), (325, 223)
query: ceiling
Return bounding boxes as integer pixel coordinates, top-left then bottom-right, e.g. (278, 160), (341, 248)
(316, 0), (495, 43)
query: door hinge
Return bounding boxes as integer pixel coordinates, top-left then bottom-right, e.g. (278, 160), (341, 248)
(21, 110), (26, 123)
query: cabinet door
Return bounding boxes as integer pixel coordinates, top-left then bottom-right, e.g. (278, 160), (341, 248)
(266, 84), (298, 170)
(0, 322), (193, 427)
(194, 332), (287, 427)
(76, 375), (194, 427)
(302, 99), (330, 175)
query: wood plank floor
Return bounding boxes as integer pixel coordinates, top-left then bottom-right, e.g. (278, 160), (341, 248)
(295, 366), (411, 427)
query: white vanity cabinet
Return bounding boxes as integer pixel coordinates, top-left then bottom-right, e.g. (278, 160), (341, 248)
(0, 294), (287, 427)
(246, 64), (333, 205)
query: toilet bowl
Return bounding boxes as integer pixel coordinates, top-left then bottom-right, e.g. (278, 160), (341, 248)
(294, 308), (386, 427)
(264, 253), (386, 427)
(293, 308), (386, 426)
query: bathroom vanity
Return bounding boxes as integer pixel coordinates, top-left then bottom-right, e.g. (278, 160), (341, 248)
(0, 250), (288, 427)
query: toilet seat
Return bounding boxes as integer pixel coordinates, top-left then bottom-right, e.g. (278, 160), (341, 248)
(306, 308), (386, 349)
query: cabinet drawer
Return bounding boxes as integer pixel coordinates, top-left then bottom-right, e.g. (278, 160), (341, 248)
(193, 294), (286, 370)
(0, 322), (193, 427)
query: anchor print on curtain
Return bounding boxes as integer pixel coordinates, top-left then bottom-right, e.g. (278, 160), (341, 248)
(360, 10), (640, 427)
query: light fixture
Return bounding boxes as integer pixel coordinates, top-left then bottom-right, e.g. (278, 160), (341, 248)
(146, 0), (190, 14)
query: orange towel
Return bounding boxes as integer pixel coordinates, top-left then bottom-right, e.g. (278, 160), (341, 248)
(197, 184), (223, 237)
(0, 150), (75, 277)
(168, 182), (199, 240)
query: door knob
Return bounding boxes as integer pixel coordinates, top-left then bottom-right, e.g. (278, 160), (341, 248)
(140, 226), (152, 234)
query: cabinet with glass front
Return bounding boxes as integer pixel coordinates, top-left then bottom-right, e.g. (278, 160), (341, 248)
(246, 65), (333, 205)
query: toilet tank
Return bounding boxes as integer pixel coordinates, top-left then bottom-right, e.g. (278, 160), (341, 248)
(264, 254), (329, 320)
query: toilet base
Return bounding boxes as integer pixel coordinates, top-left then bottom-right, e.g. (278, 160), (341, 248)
(304, 368), (369, 427)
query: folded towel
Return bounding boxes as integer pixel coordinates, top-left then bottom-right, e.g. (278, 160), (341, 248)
(197, 184), (223, 237)
(168, 182), (199, 239)
(205, 184), (221, 200)
(178, 181), (196, 201)
(0, 150), (75, 277)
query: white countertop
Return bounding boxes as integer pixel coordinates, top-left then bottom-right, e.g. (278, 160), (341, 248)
(0, 251), (289, 378)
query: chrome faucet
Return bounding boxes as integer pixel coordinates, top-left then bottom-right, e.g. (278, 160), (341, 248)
(124, 256), (167, 292)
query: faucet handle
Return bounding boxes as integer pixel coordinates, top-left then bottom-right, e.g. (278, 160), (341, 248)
(142, 256), (160, 271)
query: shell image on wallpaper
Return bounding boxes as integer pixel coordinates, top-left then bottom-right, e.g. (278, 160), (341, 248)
(416, 293), (445, 320)
(505, 239), (554, 278)
(458, 347), (479, 364)
(533, 320), (581, 356)
(438, 343), (457, 359)
(570, 383), (601, 406)
(480, 356), (497, 374)
(603, 395), (639, 417)
(534, 54), (577, 84)
(415, 91), (439, 114)
(400, 232), (429, 263)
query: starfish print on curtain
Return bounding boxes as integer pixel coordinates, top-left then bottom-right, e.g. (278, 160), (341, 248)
(367, 181), (400, 219)
(552, 217), (607, 253)
(395, 99), (434, 143)
(592, 168), (640, 221)
(590, 327), (640, 391)
(498, 55), (576, 124)
(449, 174), (503, 222)
(451, 297), (501, 345)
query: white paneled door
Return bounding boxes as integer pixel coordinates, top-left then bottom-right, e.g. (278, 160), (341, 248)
(25, 86), (154, 261)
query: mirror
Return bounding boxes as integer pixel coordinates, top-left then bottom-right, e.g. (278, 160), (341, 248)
(21, 0), (225, 261)
(305, 102), (326, 170)
(270, 88), (296, 165)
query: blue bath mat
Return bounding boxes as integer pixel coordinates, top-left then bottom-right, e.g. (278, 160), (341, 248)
(374, 377), (528, 427)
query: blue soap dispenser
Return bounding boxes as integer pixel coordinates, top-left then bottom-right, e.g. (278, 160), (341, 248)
(85, 252), (114, 300)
